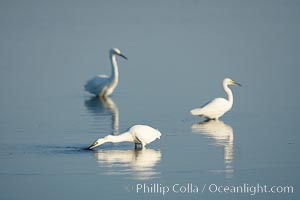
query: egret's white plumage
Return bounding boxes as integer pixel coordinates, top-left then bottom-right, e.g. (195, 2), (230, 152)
(191, 78), (241, 120)
(88, 125), (161, 149)
(84, 48), (127, 97)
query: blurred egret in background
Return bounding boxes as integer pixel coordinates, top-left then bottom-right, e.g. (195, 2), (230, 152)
(85, 48), (127, 97)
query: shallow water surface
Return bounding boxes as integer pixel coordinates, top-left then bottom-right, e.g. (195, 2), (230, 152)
(0, 1), (299, 199)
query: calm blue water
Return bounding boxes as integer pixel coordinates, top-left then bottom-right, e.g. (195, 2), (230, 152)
(0, 1), (299, 199)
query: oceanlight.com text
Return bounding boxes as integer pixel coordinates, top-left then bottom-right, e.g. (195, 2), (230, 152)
(206, 183), (294, 196)
(131, 183), (294, 196)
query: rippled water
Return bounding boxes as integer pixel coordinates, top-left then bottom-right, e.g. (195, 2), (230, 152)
(0, 1), (299, 199)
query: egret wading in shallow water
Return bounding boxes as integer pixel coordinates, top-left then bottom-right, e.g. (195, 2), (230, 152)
(190, 78), (241, 120)
(84, 48), (127, 97)
(88, 125), (161, 150)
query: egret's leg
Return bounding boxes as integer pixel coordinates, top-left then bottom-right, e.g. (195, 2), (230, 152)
(135, 143), (143, 150)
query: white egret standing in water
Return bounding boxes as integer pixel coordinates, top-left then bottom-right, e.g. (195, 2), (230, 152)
(85, 48), (127, 97)
(88, 125), (161, 149)
(191, 78), (241, 120)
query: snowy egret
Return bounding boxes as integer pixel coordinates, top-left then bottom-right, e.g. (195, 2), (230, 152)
(190, 78), (241, 120)
(88, 125), (161, 149)
(84, 48), (127, 97)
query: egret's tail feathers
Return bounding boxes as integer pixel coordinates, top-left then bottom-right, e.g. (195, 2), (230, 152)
(84, 82), (95, 94)
(190, 108), (202, 116)
(156, 131), (161, 139)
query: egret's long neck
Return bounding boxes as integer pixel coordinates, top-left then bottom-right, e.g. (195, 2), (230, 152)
(224, 83), (233, 107)
(109, 54), (119, 85)
(106, 132), (133, 143)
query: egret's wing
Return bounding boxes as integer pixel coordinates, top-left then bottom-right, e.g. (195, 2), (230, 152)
(203, 98), (227, 107)
(85, 74), (109, 95)
(191, 98), (228, 116)
(132, 125), (161, 145)
(190, 99), (213, 115)
(97, 74), (109, 79)
(201, 99), (213, 108)
(135, 131), (156, 145)
(200, 98), (229, 115)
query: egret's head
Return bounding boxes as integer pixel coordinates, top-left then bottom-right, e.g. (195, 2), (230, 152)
(87, 136), (110, 150)
(110, 48), (128, 60)
(224, 78), (242, 87)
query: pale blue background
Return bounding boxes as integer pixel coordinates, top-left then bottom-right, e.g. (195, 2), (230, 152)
(0, 0), (299, 199)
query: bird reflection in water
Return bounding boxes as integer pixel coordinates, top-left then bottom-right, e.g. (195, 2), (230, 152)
(84, 96), (119, 135)
(93, 149), (161, 180)
(191, 120), (234, 178)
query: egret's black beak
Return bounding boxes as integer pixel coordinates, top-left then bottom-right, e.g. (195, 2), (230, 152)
(87, 142), (98, 150)
(87, 145), (95, 150)
(119, 54), (128, 60)
(234, 81), (242, 87)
